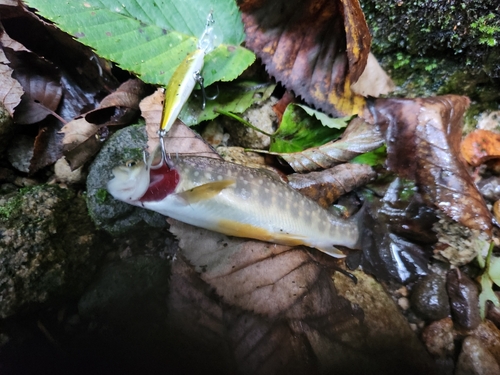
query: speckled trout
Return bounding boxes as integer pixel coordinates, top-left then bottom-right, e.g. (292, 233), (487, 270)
(107, 155), (362, 257)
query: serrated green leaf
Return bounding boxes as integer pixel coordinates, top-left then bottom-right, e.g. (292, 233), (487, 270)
(351, 145), (387, 166)
(295, 104), (352, 129)
(179, 81), (275, 126)
(270, 103), (344, 153)
(25, 0), (255, 87)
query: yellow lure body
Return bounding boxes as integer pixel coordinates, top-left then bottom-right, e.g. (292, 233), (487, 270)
(159, 48), (205, 135)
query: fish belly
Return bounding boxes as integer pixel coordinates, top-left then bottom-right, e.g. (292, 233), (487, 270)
(141, 185), (359, 257)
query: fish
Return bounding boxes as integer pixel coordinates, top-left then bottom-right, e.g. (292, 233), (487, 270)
(107, 154), (362, 258)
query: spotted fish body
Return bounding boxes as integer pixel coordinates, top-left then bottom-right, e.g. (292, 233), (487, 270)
(107, 156), (361, 258)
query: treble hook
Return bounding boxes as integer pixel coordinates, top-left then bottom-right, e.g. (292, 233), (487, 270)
(194, 71), (219, 110)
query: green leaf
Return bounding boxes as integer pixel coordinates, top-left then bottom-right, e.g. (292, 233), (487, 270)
(479, 272), (500, 319)
(25, 0), (255, 87)
(179, 81), (276, 126)
(270, 103), (345, 153)
(351, 145), (387, 166)
(489, 256), (500, 285)
(295, 104), (352, 129)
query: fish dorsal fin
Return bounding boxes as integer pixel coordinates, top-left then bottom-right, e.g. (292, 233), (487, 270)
(176, 180), (235, 203)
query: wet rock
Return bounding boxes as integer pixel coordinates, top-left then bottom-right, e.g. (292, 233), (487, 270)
(411, 273), (450, 321)
(0, 185), (103, 318)
(422, 318), (455, 358)
(422, 318), (456, 374)
(478, 176), (500, 202)
(86, 124), (166, 234)
(487, 294), (500, 329)
(456, 336), (500, 375)
(221, 96), (277, 149)
(471, 320), (500, 363)
(333, 270), (438, 374)
(447, 269), (481, 330)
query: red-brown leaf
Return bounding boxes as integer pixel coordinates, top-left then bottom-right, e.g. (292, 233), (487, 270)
(461, 129), (500, 167)
(288, 162), (376, 208)
(364, 95), (493, 234)
(239, 0), (371, 117)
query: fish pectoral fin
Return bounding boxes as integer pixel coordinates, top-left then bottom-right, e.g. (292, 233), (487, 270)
(176, 179), (235, 203)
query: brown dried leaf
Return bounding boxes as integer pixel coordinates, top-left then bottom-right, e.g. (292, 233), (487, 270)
(84, 78), (146, 126)
(140, 89), (220, 159)
(365, 95), (493, 234)
(168, 229), (437, 374)
(0, 49), (22, 116)
(278, 117), (384, 172)
(60, 118), (99, 147)
(169, 219), (347, 319)
(30, 123), (62, 173)
(461, 129), (500, 167)
(59, 117), (102, 170)
(351, 53), (395, 97)
(168, 256), (315, 375)
(288, 163), (376, 208)
(240, 0), (370, 117)
(3, 48), (62, 124)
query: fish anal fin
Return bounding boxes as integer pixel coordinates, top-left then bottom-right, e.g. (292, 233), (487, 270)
(177, 180), (235, 203)
(216, 219), (306, 247)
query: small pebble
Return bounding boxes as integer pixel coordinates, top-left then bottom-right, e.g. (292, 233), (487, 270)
(398, 297), (410, 310)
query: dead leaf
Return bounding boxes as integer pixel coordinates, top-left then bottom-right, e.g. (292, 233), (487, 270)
(240, 0), (371, 117)
(84, 78), (147, 126)
(0, 49), (22, 116)
(168, 256), (319, 375)
(140, 89), (220, 158)
(351, 52), (395, 97)
(30, 124), (63, 172)
(60, 117), (99, 147)
(364, 95), (493, 234)
(169, 219), (351, 320)
(276, 117), (384, 172)
(461, 129), (500, 167)
(3, 48), (62, 124)
(168, 226), (437, 374)
(288, 163), (376, 208)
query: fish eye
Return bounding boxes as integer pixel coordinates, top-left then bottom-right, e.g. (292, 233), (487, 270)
(125, 160), (137, 168)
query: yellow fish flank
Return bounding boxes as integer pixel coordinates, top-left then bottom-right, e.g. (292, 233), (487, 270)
(107, 156), (362, 258)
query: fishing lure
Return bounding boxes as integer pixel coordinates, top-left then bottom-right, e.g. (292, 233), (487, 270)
(158, 12), (216, 157)
(107, 153), (362, 258)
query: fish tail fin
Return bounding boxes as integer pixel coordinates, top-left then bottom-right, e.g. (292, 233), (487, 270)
(348, 203), (366, 250)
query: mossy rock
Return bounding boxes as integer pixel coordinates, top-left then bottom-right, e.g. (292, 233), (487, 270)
(360, 0), (500, 129)
(0, 185), (104, 318)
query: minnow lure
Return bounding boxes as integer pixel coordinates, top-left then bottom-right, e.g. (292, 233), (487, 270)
(107, 155), (362, 258)
(159, 12), (216, 139)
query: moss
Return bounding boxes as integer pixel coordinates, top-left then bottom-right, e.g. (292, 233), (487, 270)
(360, 0), (500, 105)
(95, 188), (108, 204)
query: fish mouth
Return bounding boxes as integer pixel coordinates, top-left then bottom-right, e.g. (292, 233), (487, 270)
(139, 163), (180, 202)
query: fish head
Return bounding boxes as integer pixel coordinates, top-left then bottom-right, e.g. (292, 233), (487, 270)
(107, 159), (150, 202)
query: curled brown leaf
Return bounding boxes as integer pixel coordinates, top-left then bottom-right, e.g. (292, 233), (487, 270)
(277, 117), (384, 172)
(288, 162), (376, 208)
(240, 0), (370, 116)
(364, 95), (493, 234)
